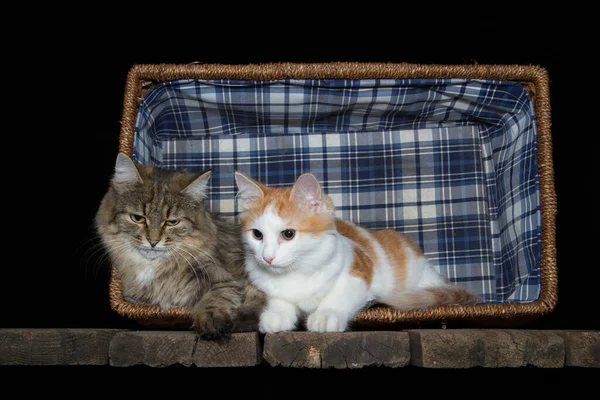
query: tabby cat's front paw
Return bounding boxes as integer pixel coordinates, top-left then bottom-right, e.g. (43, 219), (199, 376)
(193, 307), (234, 340)
(306, 310), (348, 332)
(259, 310), (297, 333)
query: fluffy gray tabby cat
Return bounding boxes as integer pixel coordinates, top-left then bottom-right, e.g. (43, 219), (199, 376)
(95, 153), (265, 338)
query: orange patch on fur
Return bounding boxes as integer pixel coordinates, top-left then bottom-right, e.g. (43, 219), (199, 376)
(241, 185), (336, 235)
(336, 220), (377, 286)
(351, 246), (374, 286)
(370, 229), (411, 289)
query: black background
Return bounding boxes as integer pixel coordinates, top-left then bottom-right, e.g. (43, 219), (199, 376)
(7, 6), (598, 385)
(13, 7), (599, 330)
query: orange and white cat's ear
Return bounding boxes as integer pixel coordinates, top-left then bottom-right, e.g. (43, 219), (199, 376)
(181, 170), (211, 200)
(290, 173), (334, 214)
(322, 194), (337, 215)
(234, 171), (264, 209)
(113, 152), (143, 185)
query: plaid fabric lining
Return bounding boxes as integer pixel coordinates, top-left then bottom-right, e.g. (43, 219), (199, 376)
(132, 78), (541, 303)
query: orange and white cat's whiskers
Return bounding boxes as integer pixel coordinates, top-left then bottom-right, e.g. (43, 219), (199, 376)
(286, 260), (301, 273)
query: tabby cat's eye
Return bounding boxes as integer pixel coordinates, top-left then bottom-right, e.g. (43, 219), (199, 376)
(281, 229), (296, 240)
(252, 229), (263, 240)
(130, 214), (146, 223)
(165, 219), (179, 226)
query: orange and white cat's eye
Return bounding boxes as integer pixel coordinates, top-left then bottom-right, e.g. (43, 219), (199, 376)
(130, 214), (146, 223)
(252, 229), (263, 240)
(165, 219), (180, 226)
(281, 229), (296, 240)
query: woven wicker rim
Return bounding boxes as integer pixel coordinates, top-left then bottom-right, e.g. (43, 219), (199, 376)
(109, 62), (557, 323)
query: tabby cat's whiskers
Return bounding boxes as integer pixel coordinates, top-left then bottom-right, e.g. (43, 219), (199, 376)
(168, 248), (203, 292)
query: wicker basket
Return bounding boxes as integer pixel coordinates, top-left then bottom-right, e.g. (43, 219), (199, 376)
(108, 62), (557, 328)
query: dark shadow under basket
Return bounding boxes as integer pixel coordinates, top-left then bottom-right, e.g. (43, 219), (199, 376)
(108, 62), (557, 328)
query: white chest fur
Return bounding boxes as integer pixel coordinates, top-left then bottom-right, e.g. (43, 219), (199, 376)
(136, 266), (156, 285)
(247, 234), (353, 313)
(120, 247), (162, 287)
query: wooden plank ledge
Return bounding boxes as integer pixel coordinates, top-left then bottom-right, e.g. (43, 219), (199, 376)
(263, 331), (410, 368)
(0, 329), (123, 366)
(109, 330), (260, 367)
(1, 328), (597, 368)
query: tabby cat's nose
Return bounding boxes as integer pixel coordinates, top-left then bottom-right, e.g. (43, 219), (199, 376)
(148, 239), (160, 248)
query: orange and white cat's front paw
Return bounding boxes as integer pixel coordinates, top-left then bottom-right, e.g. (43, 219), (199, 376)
(259, 310), (297, 333)
(306, 310), (348, 332)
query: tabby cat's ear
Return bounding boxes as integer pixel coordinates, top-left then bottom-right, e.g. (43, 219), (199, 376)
(234, 171), (264, 210)
(113, 152), (143, 185)
(290, 173), (334, 214)
(181, 170), (211, 200)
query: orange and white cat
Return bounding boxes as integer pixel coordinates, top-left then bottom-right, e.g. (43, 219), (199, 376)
(234, 172), (479, 333)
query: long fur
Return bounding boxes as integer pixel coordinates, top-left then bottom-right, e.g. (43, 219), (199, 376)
(95, 153), (265, 338)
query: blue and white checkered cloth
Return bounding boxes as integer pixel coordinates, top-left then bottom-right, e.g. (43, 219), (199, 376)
(132, 78), (541, 303)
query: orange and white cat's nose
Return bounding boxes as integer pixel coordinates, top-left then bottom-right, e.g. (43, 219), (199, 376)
(263, 255), (275, 264)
